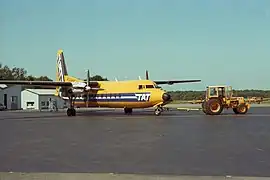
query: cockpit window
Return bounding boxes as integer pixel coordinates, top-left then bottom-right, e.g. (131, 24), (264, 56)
(138, 84), (156, 89)
(145, 85), (155, 88)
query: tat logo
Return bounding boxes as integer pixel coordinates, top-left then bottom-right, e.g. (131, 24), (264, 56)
(135, 93), (151, 101)
(57, 54), (64, 82)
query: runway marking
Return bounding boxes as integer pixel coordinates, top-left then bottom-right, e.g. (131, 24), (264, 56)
(0, 172), (269, 180)
(155, 114), (270, 118)
(1, 111), (270, 121)
(63, 113), (270, 119)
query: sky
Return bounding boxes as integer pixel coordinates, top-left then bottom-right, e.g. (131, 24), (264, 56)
(1, 0), (270, 91)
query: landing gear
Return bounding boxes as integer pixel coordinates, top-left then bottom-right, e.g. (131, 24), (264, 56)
(67, 96), (76, 116)
(123, 106), (164, 116)
(124, 107), (132, 114)
(67, 108), (76, 116)
(154, 106), (163, 116)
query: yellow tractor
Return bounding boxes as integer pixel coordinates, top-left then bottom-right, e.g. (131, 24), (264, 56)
(201, 85), (250, 115)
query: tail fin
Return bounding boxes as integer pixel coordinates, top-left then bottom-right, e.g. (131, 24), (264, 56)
(55, 49), (68, 97)
(56, 49), (68, 82)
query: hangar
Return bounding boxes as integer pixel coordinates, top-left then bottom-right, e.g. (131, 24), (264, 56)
(21, 89), (67, 110)
(0, 84), (66, 110)
(0, 84), (22, 110)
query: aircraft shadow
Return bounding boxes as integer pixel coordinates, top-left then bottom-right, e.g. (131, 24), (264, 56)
(75, 109), (201, 117)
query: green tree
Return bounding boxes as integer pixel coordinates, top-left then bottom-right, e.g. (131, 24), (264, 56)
(0, 63), (52, 81)
(1, 63), (106, 82)
(34, 76), (53, 81)
(0, 64), (14, 80)
(84, 75), (108, 81)
(167, 90), (270, 100)
(91, 75), (108, 81)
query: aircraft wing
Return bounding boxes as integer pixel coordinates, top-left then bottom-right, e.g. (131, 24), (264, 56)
(0, 80), (72, 87)
(0, 80), (99, 87)
(154, 80), (201, 85)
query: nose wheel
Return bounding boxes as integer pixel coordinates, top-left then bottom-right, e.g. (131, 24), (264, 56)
(67, 96), (76, 116)
(67, 108), (76, 116)
(124, 108), (133, 114)
(154, 107), (163, 116)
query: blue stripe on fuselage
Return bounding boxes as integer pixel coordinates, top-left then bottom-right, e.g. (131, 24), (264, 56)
(73, 92), (151, 102)
(75, 99), (139, 102)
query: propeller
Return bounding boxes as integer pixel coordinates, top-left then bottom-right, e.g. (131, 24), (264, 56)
(85, 69), (91, 91)
(145, 70), (162, 88)
(146, 70), (149, 80)
(87, 69), (90, 86)
(83, 69), (103, 91)
(86, 69), (90, 107)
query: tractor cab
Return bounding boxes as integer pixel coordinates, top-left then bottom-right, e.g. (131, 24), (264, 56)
(206, 85), (233, 101)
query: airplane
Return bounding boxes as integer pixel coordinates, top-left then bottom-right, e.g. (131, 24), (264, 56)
(0, 49), (201, 116)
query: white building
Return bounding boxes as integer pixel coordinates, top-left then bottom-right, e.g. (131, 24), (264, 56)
(21, 89), (67, 110)
(0, 85), (22, 110)
(0, 84), (6, 104)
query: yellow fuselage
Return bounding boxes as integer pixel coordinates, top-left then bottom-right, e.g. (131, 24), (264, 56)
(60, 78), (168, 109)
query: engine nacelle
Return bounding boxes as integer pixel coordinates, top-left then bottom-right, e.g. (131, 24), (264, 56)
(59, 82), (89, 97)
(64, 82), (87, 95)
(72, 82), (86, 89)
(67, 88), (84, 94)
(71, 88), (85, 93)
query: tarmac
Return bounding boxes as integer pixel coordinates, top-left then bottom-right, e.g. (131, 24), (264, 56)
(0, 104), (270, 180)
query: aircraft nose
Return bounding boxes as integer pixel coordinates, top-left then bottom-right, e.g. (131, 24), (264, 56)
(162, 93), (171, 102)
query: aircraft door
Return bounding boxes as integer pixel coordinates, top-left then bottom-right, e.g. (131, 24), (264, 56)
(100, 90), (109, 108)
(138, 85), (145, 91)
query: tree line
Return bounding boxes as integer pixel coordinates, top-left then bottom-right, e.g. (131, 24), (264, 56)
(1, 63), (269, 100)
(0, 63), (108, 81)
(168, 90), (270, 100)
(0, 63), (53, 81)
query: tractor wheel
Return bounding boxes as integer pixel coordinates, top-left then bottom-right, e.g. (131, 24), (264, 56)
(205, 99), (223, 115)
(235, 104), (248, 114)
(202, 101), (207, 114)
(233, 108), (239, 114)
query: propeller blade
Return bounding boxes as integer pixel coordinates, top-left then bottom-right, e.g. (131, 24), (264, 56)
(86, 69), (90, 107)
(87, 69), (90, 86)
(146, 70), (149, 80)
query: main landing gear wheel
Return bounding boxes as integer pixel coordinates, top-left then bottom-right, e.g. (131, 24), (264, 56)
(66, 95), (76, 117)
(124, 108), (132, 115)
(154, 107), (162, 116)
(67, 108), (76, 116)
